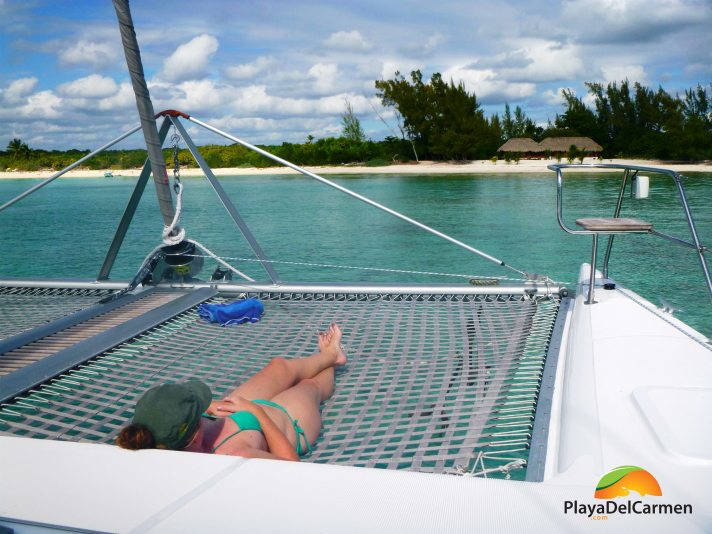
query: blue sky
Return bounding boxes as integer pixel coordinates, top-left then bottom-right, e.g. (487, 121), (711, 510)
(1, 0), (710, 150)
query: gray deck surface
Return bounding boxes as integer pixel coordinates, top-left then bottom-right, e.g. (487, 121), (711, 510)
(0, 290), (560, 477)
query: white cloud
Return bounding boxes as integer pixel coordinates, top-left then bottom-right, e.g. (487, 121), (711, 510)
(379, 60), (422, 81)
(422, 33), (445, 54)
(224, 84), (371, 118)
(562, 0), (707, 43)
(481, 42), (585, 83)
(515, 42), (584, 82)
(401, 32), (447, 56)
(58, 40), (117, 69)
(6, 0), (710, 149)
(58, 74), (119, 98)
(150, 78), (235, 115)
(210, 115), (337, 141)
(96, 82), (135, 111)
(600, 64), (649, 85)
(1, 77), (38, 104)
(324, 30), (372, 51)
(684, 62), (712, 77)
(308, 63), (339, 93)
(229, 85), (271, 113)
(160, 34), (219, 82)
(544, 87), (567, 106)
(582, 92), (597, 108)
(0, 79), (134, 122)
(20, 90), (62, 119)
(442, 65), (536, 103)
(225, 56), (276, 79)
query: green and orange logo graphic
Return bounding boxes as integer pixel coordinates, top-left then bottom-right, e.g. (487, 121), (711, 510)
(594, 466), (662, 499)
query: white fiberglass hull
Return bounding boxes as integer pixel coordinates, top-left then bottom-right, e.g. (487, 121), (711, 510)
(1, 265), (710, 533)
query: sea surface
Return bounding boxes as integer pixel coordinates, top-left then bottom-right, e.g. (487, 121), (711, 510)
(0, 171), (710, 337)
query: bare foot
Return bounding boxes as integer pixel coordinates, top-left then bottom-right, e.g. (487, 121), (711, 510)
(318, 323), (347, 366)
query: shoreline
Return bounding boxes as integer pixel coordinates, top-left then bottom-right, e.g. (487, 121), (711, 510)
(1, 158), (711, 179)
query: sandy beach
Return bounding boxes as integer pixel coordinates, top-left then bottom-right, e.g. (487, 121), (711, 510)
(1, 158), (710, 179)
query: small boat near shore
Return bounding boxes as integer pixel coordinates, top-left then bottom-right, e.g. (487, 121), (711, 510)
(1, 2), (710, 532)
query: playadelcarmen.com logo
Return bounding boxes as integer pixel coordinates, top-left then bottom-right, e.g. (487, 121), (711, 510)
(564, 466), (693, 520)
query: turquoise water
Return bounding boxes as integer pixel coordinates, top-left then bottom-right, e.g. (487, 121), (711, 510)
(0, 172), (710, 336)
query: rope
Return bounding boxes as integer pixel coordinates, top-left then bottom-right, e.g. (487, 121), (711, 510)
(180, 253), (518, 282)
(162, 130), (185, 246)
(186, 239), (255, 282)
(447, 452), (527, 479)
(162, 181), (185, 245)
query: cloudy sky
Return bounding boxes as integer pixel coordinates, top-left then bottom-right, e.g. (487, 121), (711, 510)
(1, 0), (710, 150)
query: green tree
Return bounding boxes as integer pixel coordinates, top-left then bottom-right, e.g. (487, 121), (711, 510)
(375, 70), (495, 159)
(341, 100), (366, 143)
(375, 70), (433, 156)
(7, 138), (31, 160)
(581, 80), (710, 159)
(679, 84), (712, 160)
(428, 73), (489, 159)
(554, 89), (600, 140)
(502, 104), (538, 140)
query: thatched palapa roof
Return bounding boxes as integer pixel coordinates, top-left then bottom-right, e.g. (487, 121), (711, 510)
(497, 136), (603, 153)
(537, 137), (602, 152)
(497, 138), (541, 152)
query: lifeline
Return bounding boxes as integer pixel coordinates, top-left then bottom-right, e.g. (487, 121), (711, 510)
(564, 500), (693, 517)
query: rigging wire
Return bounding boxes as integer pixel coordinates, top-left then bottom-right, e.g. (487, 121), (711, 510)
(180, 252), (518, 282)
(186, 240), (255, 282)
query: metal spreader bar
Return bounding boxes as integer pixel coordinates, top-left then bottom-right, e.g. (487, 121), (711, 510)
(169, 116), (280, 284)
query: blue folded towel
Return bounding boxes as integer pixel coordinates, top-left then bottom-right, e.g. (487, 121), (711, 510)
(198, 298), (264, 326)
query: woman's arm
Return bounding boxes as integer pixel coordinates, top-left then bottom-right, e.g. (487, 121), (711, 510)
(216, 397), (299, 461)
(247, 401), (300, 461)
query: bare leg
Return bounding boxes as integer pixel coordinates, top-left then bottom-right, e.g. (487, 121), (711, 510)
(310, 367), (335, 402)
(227, 324), (346, 401)
(269, 378), (325, 448)
(319, 323), (347, 366)
(266, 327), (343, 448)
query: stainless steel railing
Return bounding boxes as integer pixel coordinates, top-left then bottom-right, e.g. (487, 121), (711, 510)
(550, 163), (711, 304)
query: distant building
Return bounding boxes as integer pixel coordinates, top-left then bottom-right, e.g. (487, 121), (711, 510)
(497, 138), (541, 158)
(538, 137), (602, 156)
(497, 137), (603, 158)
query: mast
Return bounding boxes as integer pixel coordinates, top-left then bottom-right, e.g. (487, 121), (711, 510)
(112, 0), (182, 241)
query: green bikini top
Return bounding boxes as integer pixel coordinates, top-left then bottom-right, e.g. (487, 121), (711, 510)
(226, 410), (262, 432)
(204, 400), (311, 456)
(202, 410), (263, 453)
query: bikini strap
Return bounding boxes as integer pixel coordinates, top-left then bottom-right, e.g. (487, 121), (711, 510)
(211, 429), (245, 453)
(253, 399), (312, 456)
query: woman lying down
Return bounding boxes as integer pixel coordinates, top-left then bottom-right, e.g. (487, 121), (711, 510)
(116, 324), (347, 460)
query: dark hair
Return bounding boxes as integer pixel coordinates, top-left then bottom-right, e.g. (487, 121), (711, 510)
(116, 423), (156, 450)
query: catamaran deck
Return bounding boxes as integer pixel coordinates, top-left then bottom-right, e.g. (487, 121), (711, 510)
(0, 283), (564, 478)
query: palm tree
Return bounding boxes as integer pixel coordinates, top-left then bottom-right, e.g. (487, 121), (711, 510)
(7, 138), (31, 160)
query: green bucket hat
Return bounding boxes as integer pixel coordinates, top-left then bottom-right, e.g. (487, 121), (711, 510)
(132, 379), (212, 450)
